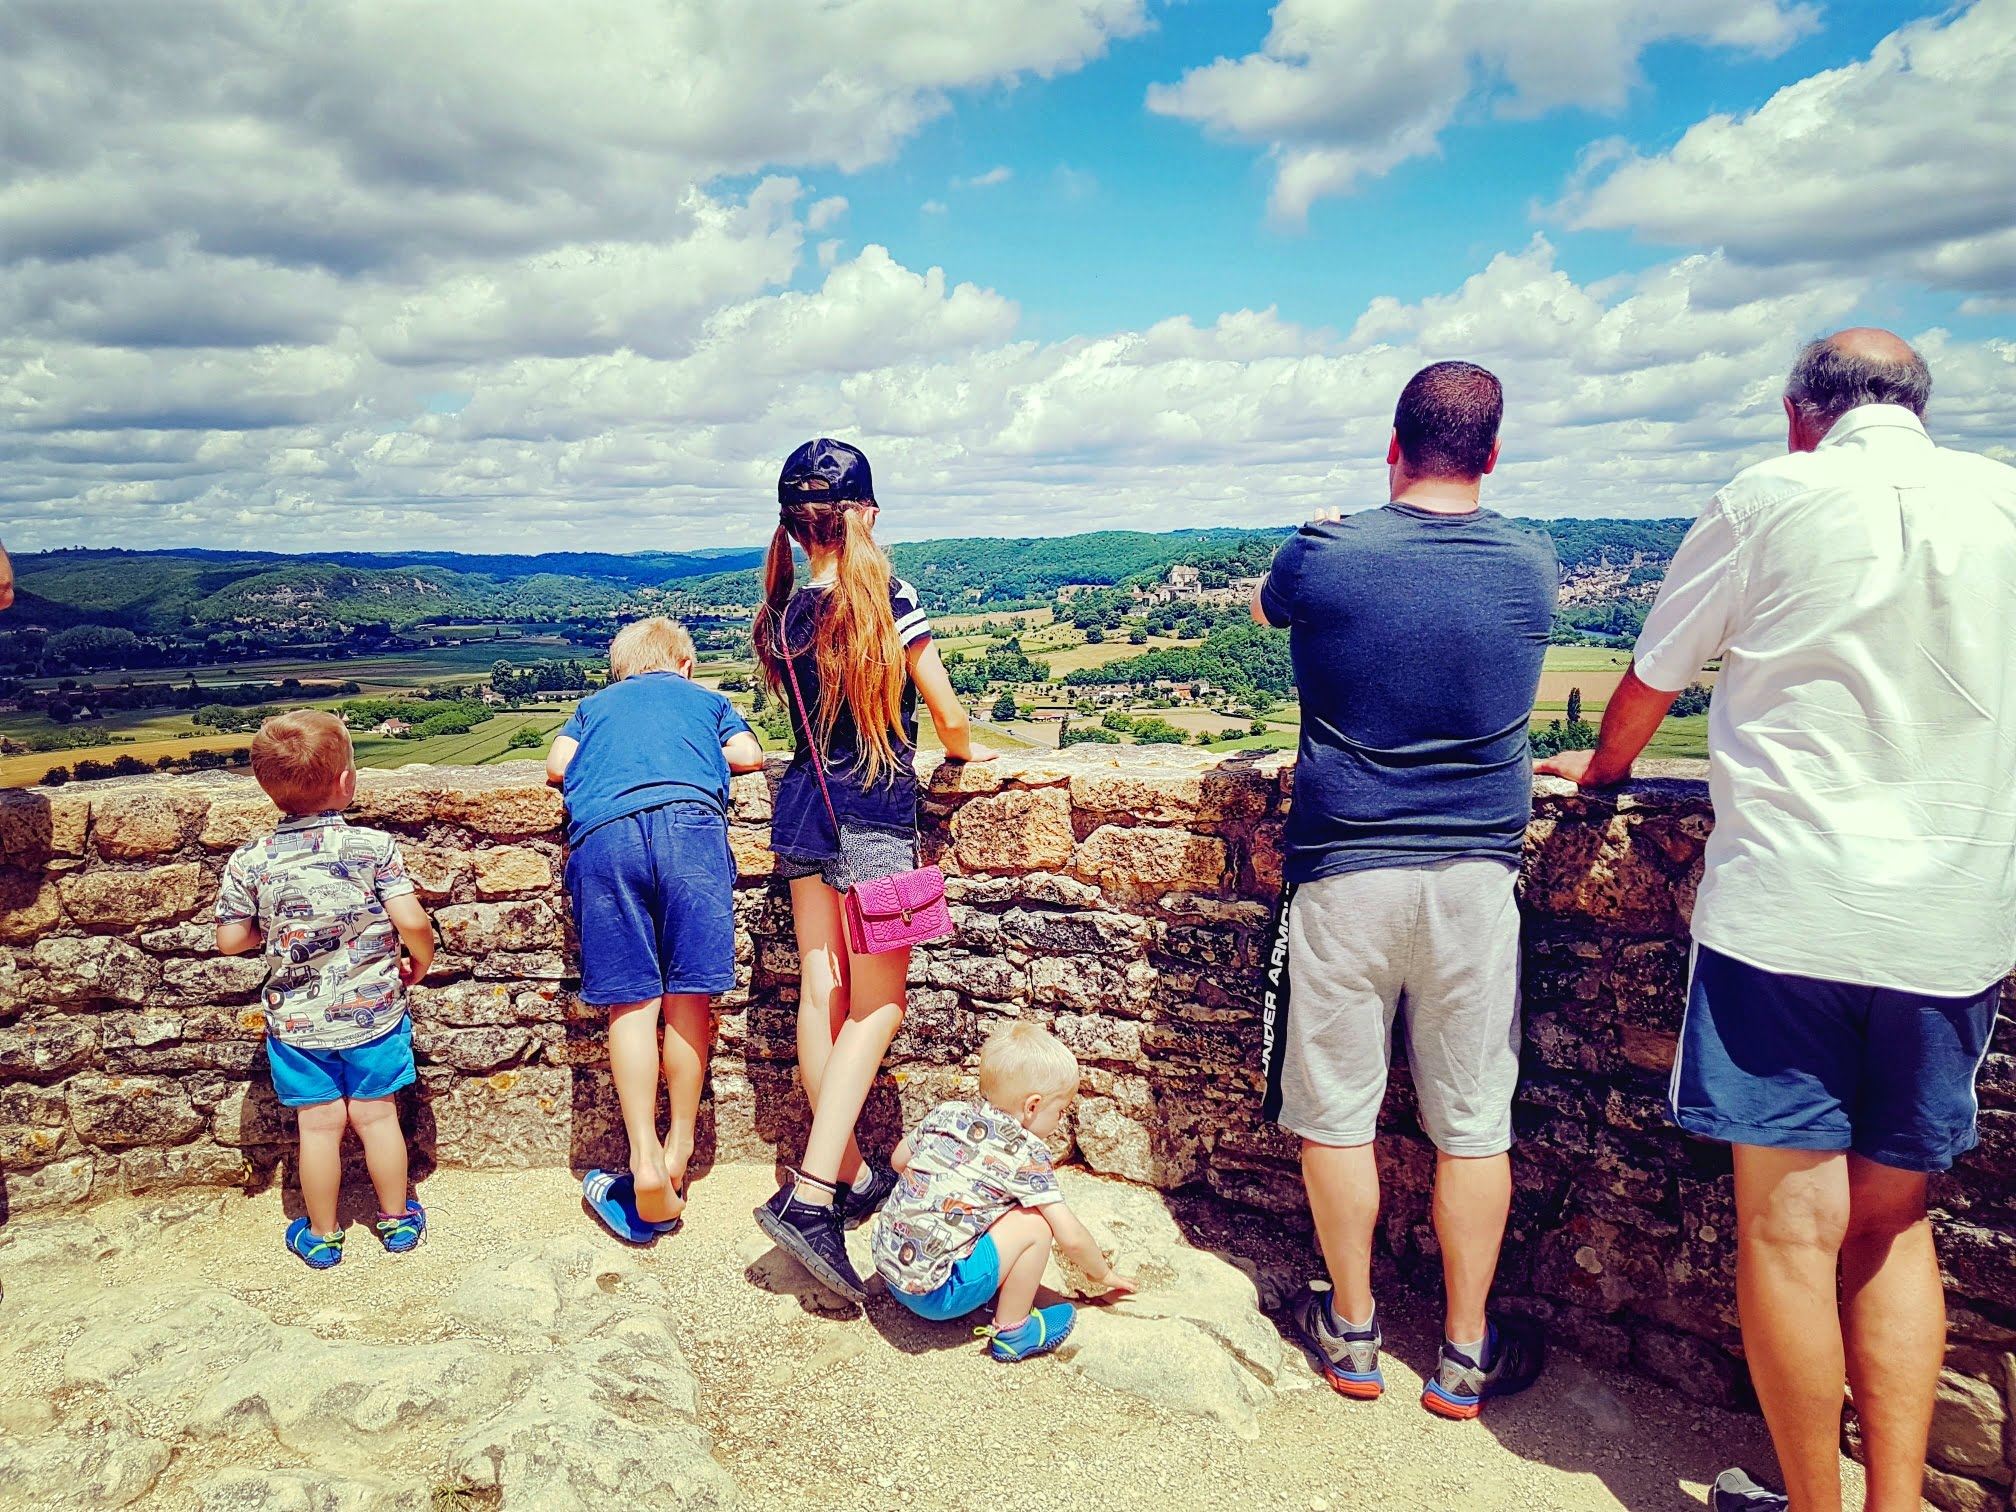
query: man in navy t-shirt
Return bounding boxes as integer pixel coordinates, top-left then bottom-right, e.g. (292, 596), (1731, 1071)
(547, 616), (765, 1243)
(1254, 361), (1557, 1420)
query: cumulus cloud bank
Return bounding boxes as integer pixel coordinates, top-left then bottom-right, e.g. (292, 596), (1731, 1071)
(1, 0), (2008, 554)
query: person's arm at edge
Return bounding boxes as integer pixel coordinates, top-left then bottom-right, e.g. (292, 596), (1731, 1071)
(1534, 663), (1679, 787)
(1040, 1200), (1138, 1294)
(386, 893), (436, 986)
(216, 919), (262, 955)
(722, 730), (765, 772)
(908, 638), (995, 762)
(890, 1136), (913, 1174)
(546, 733), (578, 788)
(0, 539), (13, 611)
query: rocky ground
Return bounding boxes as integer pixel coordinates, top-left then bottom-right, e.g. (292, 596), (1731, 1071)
(0, 1162), (1871, 1512)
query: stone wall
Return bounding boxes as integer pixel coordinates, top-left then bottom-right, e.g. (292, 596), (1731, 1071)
(2, 751), (2011, 1507)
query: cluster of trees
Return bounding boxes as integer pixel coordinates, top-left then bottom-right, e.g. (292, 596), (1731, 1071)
(1062, 621), (1292, 699)
(943, 638), (1050, 697)
(339, 697), (493, 739)
(42, 746), (245, 786)
(1551, 601), (1649, 645)
(489, 658), (593, 697)
(14, 674), (359, 725)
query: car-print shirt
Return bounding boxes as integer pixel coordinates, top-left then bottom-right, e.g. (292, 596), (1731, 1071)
(216, 812), (417, 1052)
(870, 1098), (1065, 1295)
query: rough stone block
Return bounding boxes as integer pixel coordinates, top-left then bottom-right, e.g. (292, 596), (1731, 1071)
(0, 1019), (98, 1081)
(728, 826), (775, 879)
(471, 845), (553, 897)
(435, 900), (561, 955)
(211, 1081), (289, 1146)
(117, 1140), (253, 1192)
(414, 1022), (538, 1074)
(426, 1066), (570, 1168)
(0, 878), (63, 944)
(0, 788), (89, 864)
(951, 787), (1074, 873)
(199, 792), (280, 851)
(0, 1082), (75, 1169)
(56, 862), (205, 928)
(162, 956), (270, 1005)
(92, 790), (209, 860)
(401, 843), (471, 903)
(65, 1073), (203, 1149)
(1931, 1369), (2011, 1483)
(1074, 825), (1227, 897)
(2, 1153), (93, 1209)
(32, 935), (161, 1004)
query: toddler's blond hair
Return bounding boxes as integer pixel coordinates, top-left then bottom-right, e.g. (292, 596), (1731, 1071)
(250, 710), (353, 815)
(978, 1022), (1079, 1109)
(608, 616), (697, 681)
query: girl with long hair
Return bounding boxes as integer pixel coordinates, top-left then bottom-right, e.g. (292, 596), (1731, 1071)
(750, 438), (992, 1299)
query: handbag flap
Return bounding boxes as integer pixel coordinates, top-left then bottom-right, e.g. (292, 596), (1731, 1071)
(850, 866), (946, 918)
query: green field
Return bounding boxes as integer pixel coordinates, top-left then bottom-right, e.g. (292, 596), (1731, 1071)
(352, 711), (567, 770)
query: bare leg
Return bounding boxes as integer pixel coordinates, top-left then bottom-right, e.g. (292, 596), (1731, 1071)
(657, 991), (713, 1219)
(1302, 1140), (1379, 1324)
(1733, 1145), (1851, 1512)
(789, 877), (865, 1186)
(986, 1207), (1057, 1330)
(346, 1096), (409, 1217)
(1435, 1150), (1512, 1344)
(1840, 1155), (1940, 1512)
(296, 1100), (347, 1233)
(798, 936), (910, 1188)
(607, 997), (674, 1221)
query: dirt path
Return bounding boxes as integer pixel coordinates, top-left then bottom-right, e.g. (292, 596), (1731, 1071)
(0, 1163), (1872, 1512)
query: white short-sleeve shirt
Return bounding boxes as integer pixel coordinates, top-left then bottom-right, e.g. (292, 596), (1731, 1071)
(1635, 404), (2016, 995)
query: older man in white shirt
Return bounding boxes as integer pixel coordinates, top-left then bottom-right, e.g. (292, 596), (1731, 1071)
(1542, 329), (2016, 1512)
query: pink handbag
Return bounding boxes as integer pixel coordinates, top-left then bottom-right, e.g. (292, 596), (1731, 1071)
(780, 633), (952, 956)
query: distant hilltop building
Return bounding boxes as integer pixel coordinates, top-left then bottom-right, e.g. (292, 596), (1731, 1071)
(1132, 566), (1263, 608)
(372, 718), (411, 737)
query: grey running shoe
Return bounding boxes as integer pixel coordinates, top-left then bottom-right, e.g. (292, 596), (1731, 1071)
(1710, 1469), (1788, 1511)
(1289, 1289), (1384, 1399)
(1422, 1315), (1545, 1419)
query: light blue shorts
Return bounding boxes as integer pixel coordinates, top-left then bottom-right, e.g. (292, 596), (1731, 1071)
(885, 1233), (1001, 1321)
(267, 1015), (416, 1108)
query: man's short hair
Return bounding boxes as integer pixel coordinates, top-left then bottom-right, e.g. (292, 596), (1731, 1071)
(250, 709), (352, 815)
(608, 616), (696, 681)
(1785, 337), (1931, 428)
(977, 1021), (1079, 1107)
(1392, 361), (1504, 481)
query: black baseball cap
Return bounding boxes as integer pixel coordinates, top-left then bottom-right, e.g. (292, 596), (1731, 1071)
(777, 438), (874, 505)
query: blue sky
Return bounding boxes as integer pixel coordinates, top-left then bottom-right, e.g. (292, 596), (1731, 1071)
(2, 0), (2010, 552)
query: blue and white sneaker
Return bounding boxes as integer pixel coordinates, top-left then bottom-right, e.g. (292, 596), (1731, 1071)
(979, 1303), (1076, 1362)
(1422, 1316), (1545, 1420)
(1290, 1289), (1384, 1399)
(285, 1217), (344, 1271)
(1710, 1469), (1788, 1511)
(373, 1199), (426, 1254)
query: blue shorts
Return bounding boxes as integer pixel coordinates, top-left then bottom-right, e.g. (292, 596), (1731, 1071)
(1672, 945), (2001, 1173)
(267, 1015), (416, 1108)
(885, 1233), (1001, 1321)
(565, 801), (737, 1004)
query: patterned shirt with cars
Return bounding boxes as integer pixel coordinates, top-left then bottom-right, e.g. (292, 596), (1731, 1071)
(216, 813), (417, 1052)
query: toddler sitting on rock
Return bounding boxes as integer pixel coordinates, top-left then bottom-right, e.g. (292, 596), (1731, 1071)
(546, 616), (766, 1243)
(871, 1022), (1136, 1360)
(216, 709), (435, 1270)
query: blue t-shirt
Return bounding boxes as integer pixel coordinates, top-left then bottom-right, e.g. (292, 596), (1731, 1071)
(557, 672), (752, 845)
(1260, 503), (1558, 885)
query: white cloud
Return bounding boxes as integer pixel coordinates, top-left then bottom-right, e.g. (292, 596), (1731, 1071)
(1146, 0), (1816, 225)
(1557, 1), (2016, 298)
(806, 197), (850, 232)
(954, 166), (1015, 189)
(922, 200), (949, 215)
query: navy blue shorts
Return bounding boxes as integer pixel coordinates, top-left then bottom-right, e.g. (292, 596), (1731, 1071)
(1672, 945), (2001, 1173)
(268, 1015), (416, 1108)
(565, 802), (738, 1004)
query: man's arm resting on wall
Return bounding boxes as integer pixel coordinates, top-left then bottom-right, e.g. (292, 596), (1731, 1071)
(1534, 663), (1678, 787)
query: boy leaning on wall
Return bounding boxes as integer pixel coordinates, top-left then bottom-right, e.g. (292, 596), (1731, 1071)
(547, 616), (767, 1243)
(216, 710), (436, 1270)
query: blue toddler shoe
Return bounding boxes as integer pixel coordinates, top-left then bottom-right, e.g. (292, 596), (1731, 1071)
(979, 1303), (1076, 1362)
(285, 1217), (344, 1270)
(374, 1199), (426, 1254)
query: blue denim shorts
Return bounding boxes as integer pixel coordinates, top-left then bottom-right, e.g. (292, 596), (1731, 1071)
(1672, 945), (2001, 1173)
(268, 1015), (416, 1108)
(565, 801), (737, 1004)
(885, 1232), (1002, 1321)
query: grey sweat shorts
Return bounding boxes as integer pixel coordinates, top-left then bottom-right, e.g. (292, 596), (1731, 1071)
(1276, 858), (1522, 1157)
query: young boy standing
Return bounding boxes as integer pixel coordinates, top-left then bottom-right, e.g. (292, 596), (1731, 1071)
(216, 710), (435, 1269)
(871, 1023), (1136, 1360)
(547, 617), (766, 1242)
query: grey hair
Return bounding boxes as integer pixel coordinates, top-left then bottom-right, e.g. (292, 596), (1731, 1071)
(1785, 337), (1931, 428)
